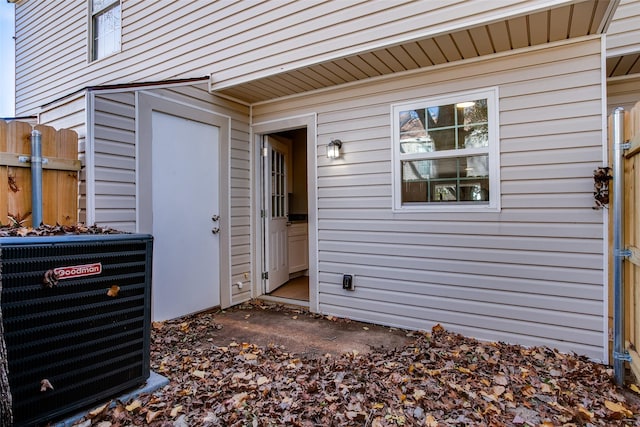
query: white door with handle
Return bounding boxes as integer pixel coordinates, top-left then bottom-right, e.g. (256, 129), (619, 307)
(151, 111), (220, 320)
(265, 135), (289, 292)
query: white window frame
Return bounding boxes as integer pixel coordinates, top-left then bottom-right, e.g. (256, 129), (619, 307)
(391, 87), (500, 212)
(89, 0), (121, 62)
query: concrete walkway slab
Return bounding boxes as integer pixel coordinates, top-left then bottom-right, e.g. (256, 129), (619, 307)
(53, 371), (169, 427)
(207, 301), (414, 357)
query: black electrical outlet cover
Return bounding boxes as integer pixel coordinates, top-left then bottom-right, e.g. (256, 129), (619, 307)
(342, 274), (353, 290)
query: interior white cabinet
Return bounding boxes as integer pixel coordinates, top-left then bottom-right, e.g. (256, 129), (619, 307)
(288, 222), (308, 274)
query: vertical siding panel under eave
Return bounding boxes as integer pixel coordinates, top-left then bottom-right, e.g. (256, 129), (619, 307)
(149, 85), (253, 303)
(92, 92), (137, 232)
(252, 38), (605, 360)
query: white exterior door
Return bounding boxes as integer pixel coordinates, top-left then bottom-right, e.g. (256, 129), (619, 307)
(151, 111), (220, 320)
(265, 136), (289, 292)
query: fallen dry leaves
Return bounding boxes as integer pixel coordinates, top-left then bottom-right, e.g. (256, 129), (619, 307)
(0, 223), (122, 237)
(75, 305), (640, 426)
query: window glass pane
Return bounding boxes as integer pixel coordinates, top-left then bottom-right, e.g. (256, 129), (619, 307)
(399, 99), (489, 153)
(92, 0), (115, 13)
(461, 125), (488, 149)
(427, 104), (455, 128)
(395, 92), (495, 209)
(401, 155), (489, 203)
(428, 128), (456, 151)
(270, 149), (286, 218)
(459, 99), (488, 124)
(399, 110), (426, 152)
(93, 3), (120, 59)
(464, 154), (489, 178)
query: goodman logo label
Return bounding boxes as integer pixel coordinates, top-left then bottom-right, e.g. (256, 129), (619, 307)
(54, 263), (102, 280)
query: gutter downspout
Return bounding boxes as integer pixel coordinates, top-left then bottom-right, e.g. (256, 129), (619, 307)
(30, 129), (43, 227)
(612, 107), (631, 386)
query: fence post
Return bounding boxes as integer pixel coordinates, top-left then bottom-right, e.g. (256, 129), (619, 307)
(30, 129), (43, 227)
(613, 107), (630, 385)
(0, 121), (7, 226)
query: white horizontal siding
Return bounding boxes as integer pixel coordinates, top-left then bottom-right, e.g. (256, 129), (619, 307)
(14, 0), (86, 114)
(319, 208), (601, 226)
(319, 229), (601, 255)
(608, 76), (640, 112)
(318, 280), (603, 329)
(607, 0), (640, 56)
(92, 92), (136, 232)
(38, 94), (87, 138)
(38, 93), (87, 223)
(253, 38), (605, 359)
(321, 295), (603, 355)
(15, 0), (576, 115)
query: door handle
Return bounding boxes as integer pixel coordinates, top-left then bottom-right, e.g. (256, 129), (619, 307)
(212, 215), (220, 222)
(212, 227), (220, 234)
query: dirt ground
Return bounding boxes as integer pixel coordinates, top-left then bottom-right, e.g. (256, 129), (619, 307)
(206, 300), (414, 357)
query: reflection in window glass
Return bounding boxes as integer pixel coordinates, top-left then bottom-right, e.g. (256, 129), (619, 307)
(271, 149), (286, 218)
(92, 0), (121, 61)
(396, 94), (494, 207)
(401, 155), (489, 203)
(399, 99), (488, 153)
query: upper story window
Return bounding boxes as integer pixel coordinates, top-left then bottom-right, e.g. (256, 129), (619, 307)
(392, 88), (500, 212)
(90, 0), (121, 61)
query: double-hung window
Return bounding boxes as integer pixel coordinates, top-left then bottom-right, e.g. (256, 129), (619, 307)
(392, 87), (500, 211)
(90, 0), (121, 61)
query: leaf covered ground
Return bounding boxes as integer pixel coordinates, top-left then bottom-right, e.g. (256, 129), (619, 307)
(77, 303), (640, 427)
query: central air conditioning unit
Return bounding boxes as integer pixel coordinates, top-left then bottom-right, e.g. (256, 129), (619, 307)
(0, 233), (153, 426)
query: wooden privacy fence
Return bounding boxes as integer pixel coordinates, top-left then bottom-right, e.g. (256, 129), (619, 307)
(619, 101), (640, 380)
(0, 120), (80, 227)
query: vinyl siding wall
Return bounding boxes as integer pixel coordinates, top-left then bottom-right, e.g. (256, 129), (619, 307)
(607, 0), (640, 56)
(15, 0), (574, 115)
(38, 94), (88, 223)
(92, 92), (137, 231)
(606, 0), (640, 114)
(253, 38), (606, 360)
(608, 76), (640, 112)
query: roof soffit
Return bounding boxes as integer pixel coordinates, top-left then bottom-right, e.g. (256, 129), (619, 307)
(210, 0), (618, 104)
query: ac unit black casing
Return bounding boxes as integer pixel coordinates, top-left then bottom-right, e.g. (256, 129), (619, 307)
(0, 234), (153, 426)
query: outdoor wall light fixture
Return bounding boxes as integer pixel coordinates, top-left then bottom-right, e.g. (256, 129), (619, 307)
(456, 101), (475, 109)
(327, 139), (342, 159)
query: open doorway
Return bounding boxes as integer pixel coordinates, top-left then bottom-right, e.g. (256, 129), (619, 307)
(262, 128), (309, 303)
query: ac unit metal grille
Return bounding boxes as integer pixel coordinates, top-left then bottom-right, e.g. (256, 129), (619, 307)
(0, 234), (153, 426)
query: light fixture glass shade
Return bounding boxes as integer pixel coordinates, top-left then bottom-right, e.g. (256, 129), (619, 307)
(455, 101), (476, 109)
(327, 139), (342, 159)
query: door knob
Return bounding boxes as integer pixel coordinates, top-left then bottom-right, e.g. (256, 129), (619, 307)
(212, 227), (220, 234)
(212, 215), (220, 222)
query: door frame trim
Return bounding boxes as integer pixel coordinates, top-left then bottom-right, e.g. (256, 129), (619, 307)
(136, 91), (232, 310)
(252, 114), (318, 312)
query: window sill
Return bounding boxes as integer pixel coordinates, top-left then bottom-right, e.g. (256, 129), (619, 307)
(89, 49), (122, 65)
(392, 203), (501, 213)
